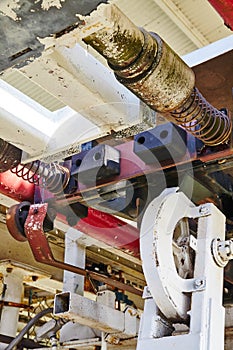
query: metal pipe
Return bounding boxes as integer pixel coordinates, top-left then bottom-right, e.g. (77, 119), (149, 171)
(83, 4), (145, 69)
(5, 308), (53, 350)
(83, 4), (232, 146)
(77, 207), (139, 257)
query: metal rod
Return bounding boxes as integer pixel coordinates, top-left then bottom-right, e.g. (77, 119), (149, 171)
(83, 4), (232, 146)
(24, 203), (142, 296)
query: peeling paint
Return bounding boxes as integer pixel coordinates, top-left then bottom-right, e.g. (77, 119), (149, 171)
(41, 0), (65, 11)
(0, 0), (21, 21)
(78, 2), (115, 39)
(36, 3), (112, 51)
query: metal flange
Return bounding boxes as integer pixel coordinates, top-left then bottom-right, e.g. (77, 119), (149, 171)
(140, 188), (201, 322)
(211, 238), (233, 267)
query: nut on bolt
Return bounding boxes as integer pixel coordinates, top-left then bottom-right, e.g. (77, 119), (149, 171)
(194, 279), (205, 289)
(199, 205), (210, 216)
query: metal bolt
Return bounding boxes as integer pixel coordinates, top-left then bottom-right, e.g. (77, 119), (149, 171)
(142, 286), (152, 299)
(194, 279), (204, 289)
(199, 205), (210, 216)
(33, 208), (39, 214)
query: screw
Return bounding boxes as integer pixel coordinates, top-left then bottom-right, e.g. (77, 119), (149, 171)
(194, 279), (204, 289)
(199, 205), (210, 216)
(33, 208), (39, 214)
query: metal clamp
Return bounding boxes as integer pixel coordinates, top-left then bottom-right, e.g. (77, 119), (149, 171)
(24, 203), (142, 296)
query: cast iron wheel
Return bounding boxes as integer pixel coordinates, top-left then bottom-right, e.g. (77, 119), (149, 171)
(6, 201), (31, 242)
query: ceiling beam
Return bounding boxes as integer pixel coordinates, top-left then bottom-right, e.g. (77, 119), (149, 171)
(152, 0), (210, 47)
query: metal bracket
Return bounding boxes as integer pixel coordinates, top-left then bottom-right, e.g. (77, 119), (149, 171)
(24, 203), (142, 296)
(138, 189), (226, 350)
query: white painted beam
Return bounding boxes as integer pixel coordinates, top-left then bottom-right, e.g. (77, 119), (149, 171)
(182, 34), (233, 67)
(21, 43), (141, 134)
(0, 79), (100, 162)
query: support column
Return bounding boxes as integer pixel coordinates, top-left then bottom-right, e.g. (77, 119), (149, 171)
(62, 227), (85, 295)
(0, 268), (24, 338)
(60, 228), (98, 343)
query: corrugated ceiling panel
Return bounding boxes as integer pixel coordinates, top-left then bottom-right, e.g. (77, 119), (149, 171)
(174, 0), (231, 42)
(115, 0), (231, 54)
(146, 18), (198, 54)
(114, 0), (160, 26)
(1, 70), (65, 112)
(114, 0), (197, 55)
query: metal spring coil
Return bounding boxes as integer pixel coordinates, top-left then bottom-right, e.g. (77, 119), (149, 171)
(11, 161), (70, 194)
(170, 87), (232, 146)
(11, 162), (40, 185)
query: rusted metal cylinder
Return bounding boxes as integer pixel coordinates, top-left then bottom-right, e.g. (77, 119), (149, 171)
(114, 31), (195, 113)
(84, 5), (145, 68)
(83, 4), (232, 146)
(84, 8), (194, 113)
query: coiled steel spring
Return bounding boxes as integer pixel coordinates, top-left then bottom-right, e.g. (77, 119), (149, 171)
(11, 161), (70, 194)
(170, 87), (232, 146)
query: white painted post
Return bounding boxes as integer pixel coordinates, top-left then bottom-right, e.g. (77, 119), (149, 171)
(60, 227), (90, 343)
(0, 268), (24, 337)
(62, 227), (86, 295)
